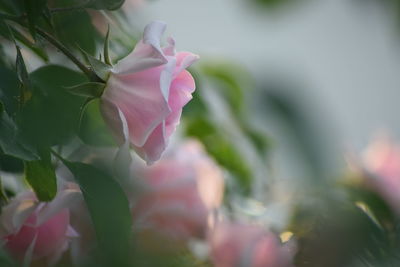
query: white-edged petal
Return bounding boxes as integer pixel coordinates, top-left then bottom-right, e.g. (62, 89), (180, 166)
(114, 21), (168, 75)
(36, 189), (81, 226)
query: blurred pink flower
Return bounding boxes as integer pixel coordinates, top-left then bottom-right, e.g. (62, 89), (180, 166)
(0, 186), (80, 265)
(131, 140), (224, 243)
(363, 136), (400, 213)
(209, 222), (295, 267)
(101, 21), (199, 164)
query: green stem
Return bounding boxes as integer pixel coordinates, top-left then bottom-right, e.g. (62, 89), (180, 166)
(0, 12), (100, 82)
(35, 27), (98, 81)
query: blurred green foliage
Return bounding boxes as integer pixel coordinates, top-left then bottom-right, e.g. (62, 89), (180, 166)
(25, 148), (57, 201)
(79, 99), (116, 146)
(184, 62), (273, 195)
(18, 65), (86, 147)
(185, 116), (253, 194)
(290, 196), (392, 267)
(63, 160), (132, 266)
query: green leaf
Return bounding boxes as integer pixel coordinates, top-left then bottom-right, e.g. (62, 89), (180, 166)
(52, 5), (99, 55)
(41, 5), (54, 30)
(17, 65), (86, 147)
(86, 0), (125, 10)
(25, 148), (57, 201)
(104, 25), (112, 65)
(0, 152), (24, 173)
(16, 46), (30, 91)
(241, 125), (272, 158)
(79, 99), (116, 146)
(23, 0), (47, 39)
(62, 160), (132, 266)
(0, 65), (20, 116)
(0, 101), (38, 161)
(66, 82), (105, 97)
(200, 61), (252, 113)
(80, 48), (111, 81)
(0, 0), (24, 16)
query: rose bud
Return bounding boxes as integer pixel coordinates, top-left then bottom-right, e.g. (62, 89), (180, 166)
(131, 140), (224, 245)
(101, 21), (199, 164)
(0, 186), (80, 265)
(362, 136), (400, 214)
(209, 222), (295, 267)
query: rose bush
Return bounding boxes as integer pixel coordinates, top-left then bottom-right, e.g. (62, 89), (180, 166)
(101, 21), (199, 164)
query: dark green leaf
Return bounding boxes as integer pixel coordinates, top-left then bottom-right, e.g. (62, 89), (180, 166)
(18, 65), (86, 147)
(52, 6), (99, 55)
(42, 5), (54, 29)
(62, 160), (132, 266)
(0, 102), (38, 160)
(0, 0), (24, 16)
(79, 99), (116, 146)
(86, 0), (125, 10)
(201, 62), (251, 113)
(0, 65), (20, 116)
(15, 45), (30, 94)
(104, 25), (112, 65)
(0, 152), (24, 173)
(67, 82), (105, 97)
(23, 0), (47, 39)
(25, 148), (57, 201)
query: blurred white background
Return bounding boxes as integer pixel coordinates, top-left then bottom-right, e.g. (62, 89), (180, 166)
(130, 0), (400, 152)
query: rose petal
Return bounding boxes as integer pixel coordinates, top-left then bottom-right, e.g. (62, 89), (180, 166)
(165, 70), (196, 138)
(36, 189), (81, 226)
(114, 21), (168, 75)
(102, 66), (171, 147)
(133, 122), (167, 165)
(0, 191), (37, 235)
(163, 37), (176, 56)
(174, 52), (200, 78)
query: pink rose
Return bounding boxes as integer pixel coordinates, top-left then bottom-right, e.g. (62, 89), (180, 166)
(131, 140), (224, 244)
(0, 186), (80, 265)
(101, 21), (199, 164)
(209, 222), (295, 267)
(362, 136), (400, 213)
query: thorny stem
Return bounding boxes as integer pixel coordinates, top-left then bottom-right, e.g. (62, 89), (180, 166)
(35, 27), (99, 81)
(0, 12), (101, 82)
